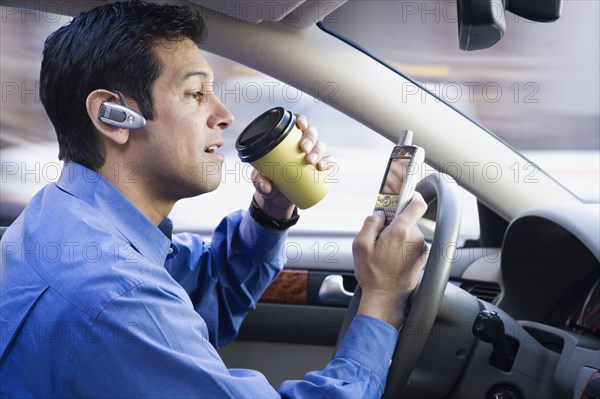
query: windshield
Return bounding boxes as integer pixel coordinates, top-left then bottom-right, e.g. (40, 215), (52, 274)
(0, 9), (395, 234)
(1, 2), (596, 238)
(322, 0), (599, 203)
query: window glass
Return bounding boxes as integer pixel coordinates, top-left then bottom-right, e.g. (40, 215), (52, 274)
(0, 6), (479, 239)
(323, 0), (600, 203)
(174, 52), (481, 237)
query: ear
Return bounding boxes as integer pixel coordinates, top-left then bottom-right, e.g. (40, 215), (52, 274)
(86, 89), (131, 145)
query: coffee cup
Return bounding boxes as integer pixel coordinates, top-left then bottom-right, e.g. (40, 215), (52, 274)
(235, 107), (330, 209)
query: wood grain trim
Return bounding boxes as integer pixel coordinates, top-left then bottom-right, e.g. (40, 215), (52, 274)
(260, 269), (308, 304)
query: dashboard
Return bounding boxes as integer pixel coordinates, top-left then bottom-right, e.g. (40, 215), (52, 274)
(497, 204), (600, 340)
(553, 273), (600, 339)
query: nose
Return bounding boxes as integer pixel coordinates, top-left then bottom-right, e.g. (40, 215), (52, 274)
(207, 95), (234, 130)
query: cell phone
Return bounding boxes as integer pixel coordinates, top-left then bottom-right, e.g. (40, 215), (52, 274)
(374, 130), (425, 226)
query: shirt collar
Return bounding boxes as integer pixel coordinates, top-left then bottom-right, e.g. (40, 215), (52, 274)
(55, 162), (172, 265)
(158, 218), (180, 260)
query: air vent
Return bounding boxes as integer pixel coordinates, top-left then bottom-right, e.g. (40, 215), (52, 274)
(460, 281), (501, 303)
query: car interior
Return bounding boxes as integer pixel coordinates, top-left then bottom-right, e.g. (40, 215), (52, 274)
(1, 1), (599, 398)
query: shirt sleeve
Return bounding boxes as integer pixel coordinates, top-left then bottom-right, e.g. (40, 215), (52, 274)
(73, 282), (399, 399)
(165, 210), (287, 348)
(278, 315), (399, 399)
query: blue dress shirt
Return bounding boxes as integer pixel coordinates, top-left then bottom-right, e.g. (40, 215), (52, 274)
(1, 162), (399, 398)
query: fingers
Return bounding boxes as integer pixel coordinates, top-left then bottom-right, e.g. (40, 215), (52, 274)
(378, 193), (427, 257)
(352, 212), (385, 256)
(296, 113), (309, 130)
(251, 168), (295, 215)
(296, 114), (331, 168)
(391, 192), (428, 226)
(297, 114), (314, 151)
(354, 193), (427, 251)
(300, 125), (318, 155)
(251, 168), (273, 196)
(306, 140), (327, 165)
(317, 154), (335, 171)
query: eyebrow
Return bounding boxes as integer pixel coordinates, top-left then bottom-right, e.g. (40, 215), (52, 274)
(182, 71), (212, 82)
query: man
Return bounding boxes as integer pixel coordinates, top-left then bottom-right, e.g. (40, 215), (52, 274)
(0, 1), (428, 397)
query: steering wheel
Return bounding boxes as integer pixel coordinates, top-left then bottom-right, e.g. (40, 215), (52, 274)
(336, 174), (462, 398)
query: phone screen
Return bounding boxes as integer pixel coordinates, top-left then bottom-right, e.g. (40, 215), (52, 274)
(374, 146), (419, 226)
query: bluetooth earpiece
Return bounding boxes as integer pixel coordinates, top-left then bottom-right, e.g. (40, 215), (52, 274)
(98, 90), (146, 129)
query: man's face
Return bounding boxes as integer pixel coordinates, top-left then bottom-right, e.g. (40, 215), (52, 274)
(132, 38), (234, 201)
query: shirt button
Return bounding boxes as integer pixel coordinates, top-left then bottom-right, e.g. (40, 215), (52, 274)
(168, 247), (174, 255)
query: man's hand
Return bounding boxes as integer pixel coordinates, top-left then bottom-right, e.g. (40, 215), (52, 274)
(251, 114), (333, 219)
(353, 193), (429, 329)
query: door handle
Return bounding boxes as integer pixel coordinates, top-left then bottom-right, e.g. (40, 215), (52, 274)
(318, 275), (354, 306)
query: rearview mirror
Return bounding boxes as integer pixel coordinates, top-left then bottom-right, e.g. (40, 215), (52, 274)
(457, 0), (563, 51)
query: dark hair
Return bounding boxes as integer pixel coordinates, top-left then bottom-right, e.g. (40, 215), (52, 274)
(40, 1), (207, 170)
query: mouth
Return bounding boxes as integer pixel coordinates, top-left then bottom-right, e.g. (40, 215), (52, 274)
(204, 142), (223, 154)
